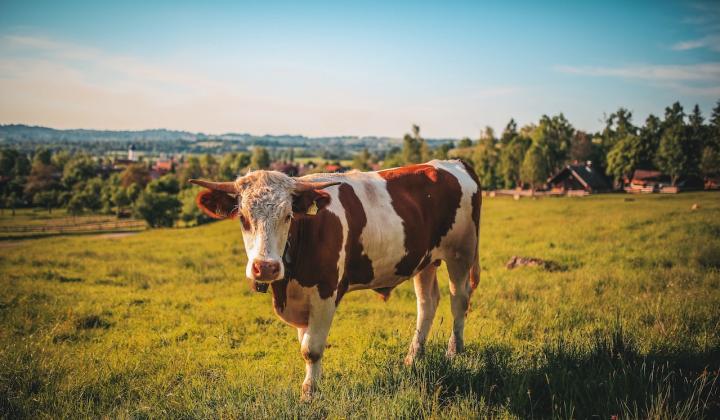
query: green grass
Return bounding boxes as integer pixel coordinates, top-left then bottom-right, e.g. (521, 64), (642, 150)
(1, 193), (719, 418)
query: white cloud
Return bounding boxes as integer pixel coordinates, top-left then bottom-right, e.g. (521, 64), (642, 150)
(555, 62), (720, 82)
(0, 35), (227, 94)
(671, 34), (720, 52)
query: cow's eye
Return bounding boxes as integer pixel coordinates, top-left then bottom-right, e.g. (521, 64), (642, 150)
(285, 214), (292, 223)
(239, 215), (251, 230)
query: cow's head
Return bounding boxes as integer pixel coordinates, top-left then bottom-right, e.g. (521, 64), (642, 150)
(190, 171), (339, 282)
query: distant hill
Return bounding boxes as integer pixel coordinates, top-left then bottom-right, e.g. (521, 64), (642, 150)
(0, 124), (200, 143)
(0, 124), (457, 157)
(0, 124), (455, 146)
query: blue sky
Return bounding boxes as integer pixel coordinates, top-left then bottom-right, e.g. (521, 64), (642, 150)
(0, 0), (718, 137)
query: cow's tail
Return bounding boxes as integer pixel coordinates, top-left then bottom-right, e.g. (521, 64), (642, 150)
(469, 251), (480, 291)
(457, 158), (482, 292)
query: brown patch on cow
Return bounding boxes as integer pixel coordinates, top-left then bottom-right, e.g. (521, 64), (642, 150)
(285, 205), (344, 299)
(336, 184), (374, 303)
(302, 348), (321, 363)
(195, 190), (238, 219)
(292, 188), (332, 214)
(378, 164), (462, 276)
(271, 277), (289, 312)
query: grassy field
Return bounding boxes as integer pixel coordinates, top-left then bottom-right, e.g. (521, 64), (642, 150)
(1, 193), (719, 418)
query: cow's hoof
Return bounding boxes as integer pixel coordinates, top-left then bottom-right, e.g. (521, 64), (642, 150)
(446, 336), (464, 358)
(300, 382), (315, 402)
(404, 354), (417, 366)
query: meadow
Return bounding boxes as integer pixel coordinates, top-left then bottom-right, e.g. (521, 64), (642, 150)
(1, 192), (719, 418)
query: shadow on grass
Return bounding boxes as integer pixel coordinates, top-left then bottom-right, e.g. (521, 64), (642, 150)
(369, 328), (720, 418)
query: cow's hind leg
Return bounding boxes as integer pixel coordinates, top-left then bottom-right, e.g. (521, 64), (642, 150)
(445, 257), (473, 357)
(299, 293), (335, 400)
(404, 263), (439, 365)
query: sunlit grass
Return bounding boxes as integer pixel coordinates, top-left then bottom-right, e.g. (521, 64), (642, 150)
(1, 192), (719, 418)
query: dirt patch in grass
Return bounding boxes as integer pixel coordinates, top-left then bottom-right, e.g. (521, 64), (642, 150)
(75, 315), (111, 330)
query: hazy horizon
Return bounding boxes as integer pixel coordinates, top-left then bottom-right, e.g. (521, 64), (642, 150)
(1, 0), (719, 138)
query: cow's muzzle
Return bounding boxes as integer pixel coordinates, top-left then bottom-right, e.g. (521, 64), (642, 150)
(250, 259), (282, 282)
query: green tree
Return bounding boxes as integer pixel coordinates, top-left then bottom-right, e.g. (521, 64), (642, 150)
(219, 152), (250, 180)
(434, 142), (454, 160)
(606, 134), (642, 185)
(352, 148), (372, 170)
(51, 150), (71, 171)
(0, 148), (20, 177)
(250, 147), (271, 169)
(148, 175), (180, 195)
(570, 131), (593, 163)
(66, 195), (85, 217)
(687, 104), (706, 176)
(200, 153), (218, 178)
(500, 118), (518, 145)
(701, 100), (720, 177)
(520, 144), (549, 189)
(457, 138), (473, 148)
(473, 127), (500, 189)
(62, 155), (98, 189)
(179, 187), (212, 226)
(133, 175), (182, 227)
(531, 114), (574, 175)
(32, 147), (53, 166)
(602, 107), (637, 150)
(32, 190), (58, 213)
(402, 125), (425, 164)
(181, 156), (204, 183)
(75, 178), (103, 212)
(120, 163), (151, 188)
(637, 114), (662, 169)
(499, 135), (531, 188)
(111, 187), (132, 216)
(24, 160), (59, 200)
(656, 102), (689, 185)
(6, 192), (22, 216)
(134, 190), (181, 228)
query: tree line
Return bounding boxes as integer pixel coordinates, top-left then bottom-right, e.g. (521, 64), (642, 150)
(0, 146), (273, 227)
(1, 99), (719, 227)
(362, 100), (720, 190)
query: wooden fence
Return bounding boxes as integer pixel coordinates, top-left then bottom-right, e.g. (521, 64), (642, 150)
(0, 219), (146, 234)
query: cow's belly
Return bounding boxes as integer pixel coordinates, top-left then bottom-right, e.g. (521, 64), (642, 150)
(346, 274), (408, 292)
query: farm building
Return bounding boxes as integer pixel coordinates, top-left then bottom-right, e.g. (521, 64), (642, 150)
(705, 176), (720, 190)
(626, 169), (669, 193)
(626, 169), (705, 193)
(546, 162), (610, 194)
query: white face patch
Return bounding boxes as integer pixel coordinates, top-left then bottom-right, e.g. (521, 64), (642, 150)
(235, 171), (295, 281)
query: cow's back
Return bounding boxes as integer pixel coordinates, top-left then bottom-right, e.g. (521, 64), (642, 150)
(302, 159), (480, 297)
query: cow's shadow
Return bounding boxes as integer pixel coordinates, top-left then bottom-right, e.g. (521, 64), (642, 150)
(366, 331), (720, 418)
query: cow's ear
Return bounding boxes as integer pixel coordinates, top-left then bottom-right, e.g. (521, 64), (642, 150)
(196, 190), (238, 219)
(292, 189), (331, 215)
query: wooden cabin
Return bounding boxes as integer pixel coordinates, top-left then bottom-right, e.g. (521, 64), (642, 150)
(546, 163), (610, 195)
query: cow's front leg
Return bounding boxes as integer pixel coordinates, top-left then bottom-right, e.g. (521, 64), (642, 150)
(299, 291), (336, 400)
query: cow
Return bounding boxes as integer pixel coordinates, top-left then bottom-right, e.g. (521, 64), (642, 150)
(190, 159), (481, 399)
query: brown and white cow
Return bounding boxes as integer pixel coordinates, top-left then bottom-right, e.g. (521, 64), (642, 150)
(190, 159), (481, 399)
